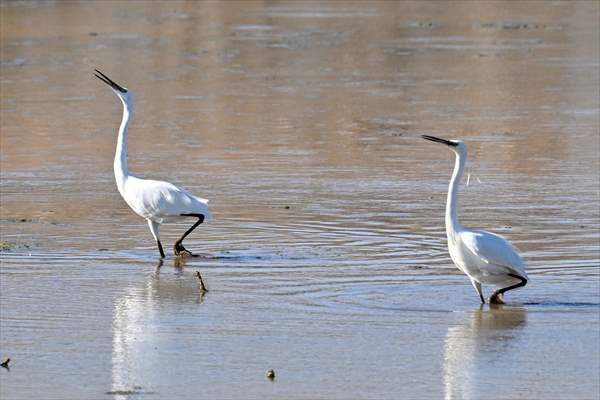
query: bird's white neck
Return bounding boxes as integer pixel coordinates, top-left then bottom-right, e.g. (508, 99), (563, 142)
(114, 99), (131, 194)
(446, 149), (465, 240)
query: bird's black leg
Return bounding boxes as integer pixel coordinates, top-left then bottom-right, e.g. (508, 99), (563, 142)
(147, 220), (165, 258)
(470, 279), (485, 304)
(490, 273), (527, 304)
(157, 240), (165, 258)
(174, 214), (205, 256)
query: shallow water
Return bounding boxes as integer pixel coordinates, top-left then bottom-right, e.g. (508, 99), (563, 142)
(1, 1), (599, 399)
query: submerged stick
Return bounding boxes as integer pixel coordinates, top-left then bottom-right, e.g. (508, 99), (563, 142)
(195, 271), (208, 292)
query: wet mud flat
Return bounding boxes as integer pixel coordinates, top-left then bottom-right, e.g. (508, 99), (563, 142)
(1, 1), (599, 399)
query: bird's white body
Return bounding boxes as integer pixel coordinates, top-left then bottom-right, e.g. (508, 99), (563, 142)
(423, 135), (527, 303)
(112, 84), (212, 225)
(96, 69), (211, 257)
(117, 175), (211, 225)
(449, 229), (527, 286)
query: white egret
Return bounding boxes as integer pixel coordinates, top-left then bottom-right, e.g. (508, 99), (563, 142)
(95, 69), (212, 258)
(421, 135), (528, 304)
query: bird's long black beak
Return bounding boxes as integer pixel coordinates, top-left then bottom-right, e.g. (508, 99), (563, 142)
(94, 69), (127, 93)
(421, 135), (458, 147)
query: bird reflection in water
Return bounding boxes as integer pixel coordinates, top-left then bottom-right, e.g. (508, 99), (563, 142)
(111, 258), (208, 397)
(443, 306), (527, 400)
(156, 257), (208, 302)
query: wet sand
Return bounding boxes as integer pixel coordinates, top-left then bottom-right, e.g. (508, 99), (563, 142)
(1, 1), (599, 399)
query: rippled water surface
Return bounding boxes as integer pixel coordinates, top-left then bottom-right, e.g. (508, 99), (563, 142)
(1, 1), (599, 399)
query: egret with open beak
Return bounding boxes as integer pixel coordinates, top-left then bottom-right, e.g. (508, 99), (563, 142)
(95, 69), (212, 258)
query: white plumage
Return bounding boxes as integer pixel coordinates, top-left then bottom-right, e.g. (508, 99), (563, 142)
(422, 135), (528, 304)
(121, 177), (212, 224)
(95, 69), (211, 258)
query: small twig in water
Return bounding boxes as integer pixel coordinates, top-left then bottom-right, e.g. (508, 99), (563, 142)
(195, 271), (208, 292)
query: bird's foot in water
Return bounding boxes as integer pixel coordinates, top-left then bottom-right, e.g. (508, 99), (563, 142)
(174, 243), (198, 258)
(489, 291), (505, 305)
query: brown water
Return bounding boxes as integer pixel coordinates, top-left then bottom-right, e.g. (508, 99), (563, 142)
(1, 1), (599, 399)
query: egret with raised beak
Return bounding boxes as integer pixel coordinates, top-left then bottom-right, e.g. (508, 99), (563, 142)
(95, 69), (212, 258)
(421, 135), (527, 304)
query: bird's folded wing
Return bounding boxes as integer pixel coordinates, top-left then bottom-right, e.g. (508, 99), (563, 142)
(178, 186), (209, 204)
(460, 230), (525, 275)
